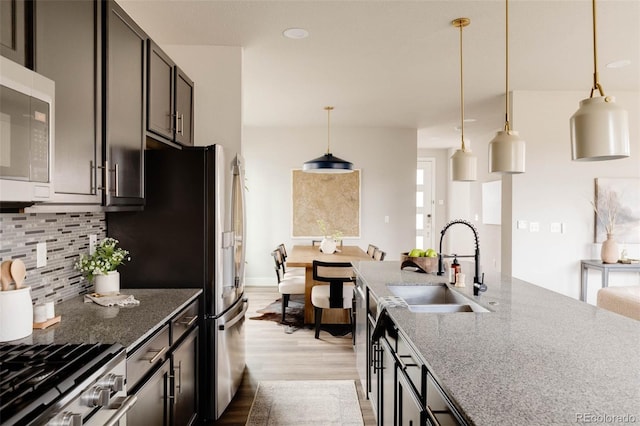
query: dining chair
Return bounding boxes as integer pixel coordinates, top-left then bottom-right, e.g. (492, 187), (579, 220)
(310, 260), (356, 342)
(366, 244), (378, 258)
(373, 248), (386, 261)
(277, 243), (305, 276)
(271, 250), (305, 323)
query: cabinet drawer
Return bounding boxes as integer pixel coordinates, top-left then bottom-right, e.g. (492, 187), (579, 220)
(171, 300), (199, 344)
(396, 334), (424, 400)
(128, 324), (170, 391)
(426, 373), (465, 425)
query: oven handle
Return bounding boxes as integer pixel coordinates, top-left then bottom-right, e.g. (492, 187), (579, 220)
(103, 395), (138, 426)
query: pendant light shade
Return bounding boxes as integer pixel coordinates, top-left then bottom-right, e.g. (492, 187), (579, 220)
(303, 106), (354, 173)
(489, 0), (526, 174)
(451, 144), (478, 181)
(450, 18), (477, 182)
(570, 0), (630, 161)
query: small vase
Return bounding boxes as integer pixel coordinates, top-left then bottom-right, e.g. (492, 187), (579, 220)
(94, 270), (120, 295)
(601, 234), (619, 264)
(320, 237), (337, 254)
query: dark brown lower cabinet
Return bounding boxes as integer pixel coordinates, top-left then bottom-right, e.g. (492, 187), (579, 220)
(127, 360), (171, 425)
(171, 327), (198, 426)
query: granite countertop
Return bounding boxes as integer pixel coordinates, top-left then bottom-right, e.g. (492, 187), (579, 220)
(15, 288), (202, 352)
(353, 261), (640, 426)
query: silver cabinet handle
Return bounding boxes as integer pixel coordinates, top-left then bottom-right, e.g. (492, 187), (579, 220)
(178, 315), (198, 327)
(104, 395), (138, 426)
(142, 346), (167, 364)
(113, 163), (120, 197)
(180, 113), (184, 135)
(90, 161), (96, 195)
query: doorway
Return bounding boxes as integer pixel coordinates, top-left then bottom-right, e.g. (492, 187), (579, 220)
(416, 158), (436, 250)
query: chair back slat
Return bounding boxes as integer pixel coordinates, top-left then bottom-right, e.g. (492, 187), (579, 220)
(367, 244), (378, 257)
(373, 248), (386, 261)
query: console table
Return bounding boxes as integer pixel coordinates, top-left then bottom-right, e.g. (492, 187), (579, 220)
(580, 259), (640, 301)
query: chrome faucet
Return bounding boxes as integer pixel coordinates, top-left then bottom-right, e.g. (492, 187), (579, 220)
(437, 219), (487, 296)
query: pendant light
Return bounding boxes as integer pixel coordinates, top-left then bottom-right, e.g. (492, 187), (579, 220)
(450, 18), (477, 182)
(488, 0), (526, 174)
(570, 0), (629, 161)
(303, 106), (354, 173)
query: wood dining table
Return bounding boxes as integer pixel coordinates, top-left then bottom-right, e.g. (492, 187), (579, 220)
(286, 245), (373, 324)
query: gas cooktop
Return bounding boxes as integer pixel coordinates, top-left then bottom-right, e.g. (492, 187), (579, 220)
(0, 343), (125, 425)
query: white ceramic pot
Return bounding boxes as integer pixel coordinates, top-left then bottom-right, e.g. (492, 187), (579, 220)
(320, 238), (337, 254)
(0, 286), (33, 342)
(94, 270), (120, 295)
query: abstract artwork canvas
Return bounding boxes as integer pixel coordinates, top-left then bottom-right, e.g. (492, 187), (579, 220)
(594, 178), (640, 243)
(292, 169), (360, 238)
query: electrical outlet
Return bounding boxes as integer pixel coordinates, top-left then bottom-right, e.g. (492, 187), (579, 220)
(517, 220), (528, 230)
(89, 234), (97, 255)
(384, 216), (389, 224)
(37, 242), (47, 267)
(529, 222), (540, 232)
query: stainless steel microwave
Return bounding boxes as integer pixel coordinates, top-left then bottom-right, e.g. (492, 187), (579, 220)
(0, 56), (55, 205)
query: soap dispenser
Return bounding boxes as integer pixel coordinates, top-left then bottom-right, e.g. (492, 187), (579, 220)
(451, 258), (460, 284)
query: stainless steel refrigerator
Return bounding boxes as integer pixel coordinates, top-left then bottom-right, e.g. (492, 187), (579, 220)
(107, 144), (247, 421)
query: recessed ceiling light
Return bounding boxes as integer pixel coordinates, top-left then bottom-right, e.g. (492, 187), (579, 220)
(606, 59), (631, 69)
(283, 28), (309, 39)
(464, 118), (477, 123)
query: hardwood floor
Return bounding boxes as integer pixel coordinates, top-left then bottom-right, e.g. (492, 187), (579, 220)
(210, 286), (376, 425)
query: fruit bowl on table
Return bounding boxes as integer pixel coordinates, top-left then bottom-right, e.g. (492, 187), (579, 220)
(400, 252), (438, 273)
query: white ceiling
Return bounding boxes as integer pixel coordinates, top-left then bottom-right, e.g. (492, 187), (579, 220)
(119, 0), (639, 149)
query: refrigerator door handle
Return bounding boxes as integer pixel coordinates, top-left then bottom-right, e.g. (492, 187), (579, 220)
(218, 298), (248, 331)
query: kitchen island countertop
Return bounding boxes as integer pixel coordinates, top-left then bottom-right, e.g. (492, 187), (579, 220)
(353, 261), (640, 425)
(19, 288), (202, 352)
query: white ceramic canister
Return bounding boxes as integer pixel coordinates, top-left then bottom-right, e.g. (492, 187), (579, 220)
(0, 286), (34, 342)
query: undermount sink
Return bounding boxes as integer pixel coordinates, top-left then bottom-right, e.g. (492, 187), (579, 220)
(387, 284), (490, 313)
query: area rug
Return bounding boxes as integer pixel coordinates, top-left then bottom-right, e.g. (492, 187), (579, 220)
(245, 380), (364, 426)
(249, 297), (352, 336)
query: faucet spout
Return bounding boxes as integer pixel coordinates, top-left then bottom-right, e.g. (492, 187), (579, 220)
(436, 219), (486, 296)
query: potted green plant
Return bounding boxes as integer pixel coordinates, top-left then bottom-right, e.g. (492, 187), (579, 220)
(75, 237), (130, 294)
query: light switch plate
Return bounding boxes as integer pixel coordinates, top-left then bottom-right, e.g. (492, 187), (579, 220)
(89, 234), (97, 255)
(529, 222), (540, 232)
(37, 242), (47, 267)
(517, 220), (528, 230)
(550, 223), (561, 233)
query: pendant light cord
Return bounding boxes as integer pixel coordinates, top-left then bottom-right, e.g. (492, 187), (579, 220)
(590, 0), (605, 97)
(325, 106), (333, 154)
(504, 0), (510, 132)
(458, 22), (466, 151)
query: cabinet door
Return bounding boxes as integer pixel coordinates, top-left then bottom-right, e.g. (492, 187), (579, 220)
(380, 337), (396, 426)
(174, 66), (194, 146)
(127, 360), (171, 426)
(172, 327), (198, 426)
(354, 284), (367, 393)
(1, 0), (30, 66)
(147, 40), (174, 141)
(397, 367), (425, 426)
(104, 0), (146, 206)
(368, 319), (379, 418)
(35, 0), (102, 203)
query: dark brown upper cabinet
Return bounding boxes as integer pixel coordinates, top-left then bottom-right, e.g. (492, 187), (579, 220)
(103, 0), (147, 207)
(1, 0), (32, 67)
(147, 40), (194, 147)
(35, 0), (102, 204)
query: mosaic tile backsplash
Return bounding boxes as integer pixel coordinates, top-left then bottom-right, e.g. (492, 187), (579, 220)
(0, 213), (106, 305)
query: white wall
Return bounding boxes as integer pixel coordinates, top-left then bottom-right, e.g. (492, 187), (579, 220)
(243, 127), (416, 285)
(162, 45), (242, 157)
(510, 90), (640, 301)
